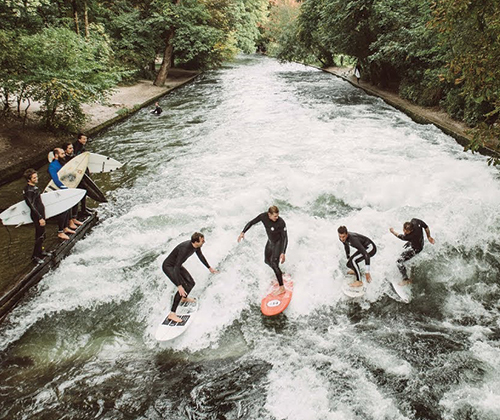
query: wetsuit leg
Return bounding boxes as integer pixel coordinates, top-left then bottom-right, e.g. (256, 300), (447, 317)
(33, 223), (45, 258)
(71, 203), (78, 219)
(264, 240), (283, 286)
(397, 248), (416, 280)
(349, 244), (377, 281)
(347, 250), (363, 281)
(163, 264), (196, 313)
(57, 210), (70, 232)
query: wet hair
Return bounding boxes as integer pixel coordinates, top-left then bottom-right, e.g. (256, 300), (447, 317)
(337, 226), (348, 234)
(24, 168), (37, 182)
(62, 142), (72, 152)
(403, 222), (414, 232)
(53, 148), (63, 157)
(191, 232), (205, 243)
(77, 133), (85, 140)
(268, 205), (279, 215)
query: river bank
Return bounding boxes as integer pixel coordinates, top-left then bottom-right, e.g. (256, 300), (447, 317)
(323, 66), (499, 158)
(0, 68), (200, 187)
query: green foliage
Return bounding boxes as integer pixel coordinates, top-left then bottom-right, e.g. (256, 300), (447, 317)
(19, 26), (124, 130)
(232, 0), (269, 54)
(172, 0), (238, 69)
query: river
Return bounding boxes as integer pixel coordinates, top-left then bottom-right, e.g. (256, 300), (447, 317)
(1, 55), (500, 420)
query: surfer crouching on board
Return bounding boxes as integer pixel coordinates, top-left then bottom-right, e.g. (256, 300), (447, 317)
(338, 226), (376, 287)
(238, 206), (288, 295)
(390, 218), (435, 286)
(162, 232), (218, 323)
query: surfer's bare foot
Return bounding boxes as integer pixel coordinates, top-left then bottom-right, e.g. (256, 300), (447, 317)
(69, 223), (78, 230)
(399, 279), (412, 286)
(58, 232), (70, 240)
(181, 297), (196, 303)
(349, 281), (363, 288)
(71, 219), (83, 226)
(63, 228), (76, 234)
(272, 286), (286, 296)
(167, 313), (183, 323)
(347, 270), (355, 275)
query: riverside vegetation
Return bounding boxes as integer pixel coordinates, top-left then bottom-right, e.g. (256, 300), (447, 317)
(1, 0), (499, 163)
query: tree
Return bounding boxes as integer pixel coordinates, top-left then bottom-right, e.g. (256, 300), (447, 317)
(19, 26), (124, 130)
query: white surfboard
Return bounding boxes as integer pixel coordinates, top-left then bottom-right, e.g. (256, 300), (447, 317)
(49, 151), (122, 174)
(390, 281), (412, 303)
(341, 274), (366, 298)
(87, 153), (123, 173)
(0, 189), (87, 226)
(155, 299), (199, 342)
(44, 152), (90, 192)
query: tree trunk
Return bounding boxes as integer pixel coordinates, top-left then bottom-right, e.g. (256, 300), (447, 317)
(154, 29), (174, 87)
(84, 1), (89, 38)
(72, 0), (80, 35)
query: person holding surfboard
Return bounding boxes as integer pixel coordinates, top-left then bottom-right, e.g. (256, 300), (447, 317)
(48, 148), (76, 238)
(338, 226), (376, 288)
(390, 218), (435, 286)
(73, 133), (88, 156)
(23, 169), (52, 263)
(238, 206), (288, 295)
(162, 232), (218, 324)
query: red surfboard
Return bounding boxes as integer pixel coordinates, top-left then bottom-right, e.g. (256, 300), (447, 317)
(260, 274), (294, 316)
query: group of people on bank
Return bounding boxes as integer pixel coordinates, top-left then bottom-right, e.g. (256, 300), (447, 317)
(23, 133), (93, 264)
(162, 205), (435, 323)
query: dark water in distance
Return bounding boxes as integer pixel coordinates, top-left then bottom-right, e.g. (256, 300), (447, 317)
(1, 55), (500, 420)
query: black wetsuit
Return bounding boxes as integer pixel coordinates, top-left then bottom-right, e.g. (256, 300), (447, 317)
(73, 140), (86, 156)
(152, 106), (163, 115)
(162, 240), (211, 312)
(342, 232), (377, 281)
(396, 218), (428, 280)
(242, 213), (288, 286)
(23, 184), (46, 258)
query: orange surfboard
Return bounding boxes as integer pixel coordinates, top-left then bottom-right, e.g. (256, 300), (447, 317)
(260, 274), (293, 316)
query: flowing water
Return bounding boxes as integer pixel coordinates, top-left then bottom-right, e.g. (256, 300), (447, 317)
(1, 55), (500, 420)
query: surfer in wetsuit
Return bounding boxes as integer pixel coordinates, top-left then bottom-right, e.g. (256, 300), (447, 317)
(151, 102), (163, 115)
(238, 206), (288, 295)
(61, 142), (84, 228)
(338, 226), (376, 287)
(390, 218), (435, 286)
(162, 232), (218, 323)
(23, 169), (51, 264)
(48, 148), (75, 239)
(73, 133), (88, 156)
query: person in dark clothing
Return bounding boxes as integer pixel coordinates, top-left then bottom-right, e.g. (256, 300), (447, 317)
(238, 205), (288, 295)
(62, 142), (84, 228)
(151, 102), (163, 115)
(73, 133), (88, 156)
(162, 232), (218, 323)
(390, 218), (435, 285)
(23, 169), (51, 264)
(47, 148), (74, 239)
(338, 226), (377, 287)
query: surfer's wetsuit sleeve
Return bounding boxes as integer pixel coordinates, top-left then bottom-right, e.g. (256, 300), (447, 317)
(242, 213), (264, 233)
(48, 161), (67, 189)
(195, 248), (211, 269)
(23, 185), (45, 221)
(343, 242), (350, 259)
(280, 220), (288, 254)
